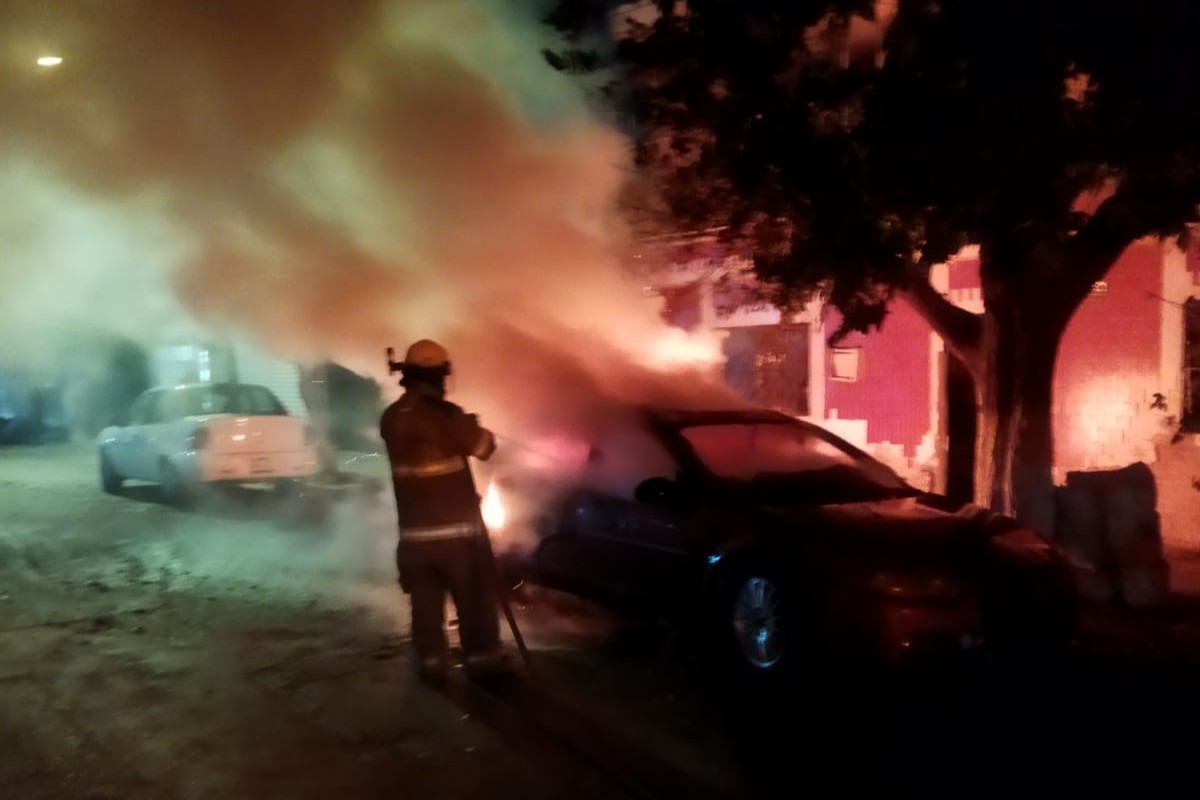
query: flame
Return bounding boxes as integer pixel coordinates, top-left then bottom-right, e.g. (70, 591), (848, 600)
(482, 479), (506, 533)
(644, 328), (725, 371)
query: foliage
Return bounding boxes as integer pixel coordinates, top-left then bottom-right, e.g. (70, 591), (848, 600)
(323, 362), (383, 452)
(548, 0), (1200, 337)
(60, 337), (153, 436)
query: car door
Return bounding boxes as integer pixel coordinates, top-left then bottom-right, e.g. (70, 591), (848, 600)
(534, 422), (696, 606)
(137, 388), (187, 480)
(107, 391), (158, 479)
(126, 390), (170, 480)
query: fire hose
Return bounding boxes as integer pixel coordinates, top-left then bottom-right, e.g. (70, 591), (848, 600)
(481, 433), (577, 674)
(476, 433), (585, 674)
(493, 433), (575, 466)
(477, 512), (533, 673)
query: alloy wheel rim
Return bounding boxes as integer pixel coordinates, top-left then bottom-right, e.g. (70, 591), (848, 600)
(732, 576), (785, 669)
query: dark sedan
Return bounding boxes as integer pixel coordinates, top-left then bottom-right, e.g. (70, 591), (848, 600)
(496, 406), (1078, 679)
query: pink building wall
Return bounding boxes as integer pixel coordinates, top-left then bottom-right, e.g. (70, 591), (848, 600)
(656, 238), (1189, 501)
(823, 299), (930, 456)
(944, 248), (1166, 475)
(1053, 241), (1164, 473)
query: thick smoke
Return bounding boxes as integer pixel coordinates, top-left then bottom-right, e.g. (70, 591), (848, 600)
(0, 0), (732, 447)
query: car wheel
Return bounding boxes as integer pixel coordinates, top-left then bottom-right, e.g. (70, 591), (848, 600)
(711, 563), (800, 682)
(731, 574), (788, 669)
(99, 449), (124, 494)
(159, 462), (193, 509)
(273, 478), (302, 499)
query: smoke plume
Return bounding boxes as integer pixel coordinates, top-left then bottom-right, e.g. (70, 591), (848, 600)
(0, 0), (732, 447)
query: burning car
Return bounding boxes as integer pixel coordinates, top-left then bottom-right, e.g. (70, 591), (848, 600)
(98, 382), (318, 505)
(492, 406), (1078, 678)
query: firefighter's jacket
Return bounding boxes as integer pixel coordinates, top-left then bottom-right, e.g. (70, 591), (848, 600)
(380, 390), (496, 550)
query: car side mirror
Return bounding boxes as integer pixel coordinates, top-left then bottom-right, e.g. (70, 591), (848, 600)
(634, 476), (679, 505)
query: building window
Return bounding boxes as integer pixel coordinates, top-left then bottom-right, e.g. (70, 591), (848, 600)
(829, 348), (861, 382)
(721, 324), (810, 416)
(197, 349), (212, 383)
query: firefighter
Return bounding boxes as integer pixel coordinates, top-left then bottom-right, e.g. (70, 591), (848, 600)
(380, 339), (515, 684)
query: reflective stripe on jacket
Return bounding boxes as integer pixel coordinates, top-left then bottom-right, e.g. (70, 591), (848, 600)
(391, 456), (468, 479)
(400, 521), (480, 541)
(380, 391), (496, 544)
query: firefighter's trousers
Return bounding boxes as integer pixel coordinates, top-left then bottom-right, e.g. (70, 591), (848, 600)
(398, 537), (501, 665)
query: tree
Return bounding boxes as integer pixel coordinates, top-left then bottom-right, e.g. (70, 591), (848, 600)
(547, 0), (1200, 535)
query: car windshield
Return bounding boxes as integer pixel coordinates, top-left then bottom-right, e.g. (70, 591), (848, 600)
(164, 385), (287, 420)
(678, 421), (912, 500)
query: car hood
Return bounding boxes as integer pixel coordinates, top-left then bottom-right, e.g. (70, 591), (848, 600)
(758, 493), (1014, 550)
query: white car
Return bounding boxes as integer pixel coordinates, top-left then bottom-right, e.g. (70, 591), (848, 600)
(98, 383), (319, 504)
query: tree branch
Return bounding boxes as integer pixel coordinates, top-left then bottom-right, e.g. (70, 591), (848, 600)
(1063, 182), (1194, 311)
(1068, 193), (1144, 279)
(897, 267), (983, 373)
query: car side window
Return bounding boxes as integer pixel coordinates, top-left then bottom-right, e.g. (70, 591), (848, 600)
(128, 392), (158, 425)
(239, 386), (287, 415)
(160, 390), (194, 422)
(581, 423), (678, 500)
(148, 392), (170, 424)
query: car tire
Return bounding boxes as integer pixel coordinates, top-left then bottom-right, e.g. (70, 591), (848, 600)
(709, 561), (802, 685)
(99, 449), (124, 494)
(159, 462), (193, 509)
(273, 478), (302, 499)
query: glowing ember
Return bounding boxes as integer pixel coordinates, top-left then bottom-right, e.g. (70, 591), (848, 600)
(482, 479), (506, 532)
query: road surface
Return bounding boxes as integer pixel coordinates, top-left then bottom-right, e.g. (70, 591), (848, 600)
(3, 442), (1200, 799)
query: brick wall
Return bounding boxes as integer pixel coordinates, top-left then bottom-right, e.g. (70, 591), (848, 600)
(823, 299), (931, 458)
(653, 239), (1195, 517)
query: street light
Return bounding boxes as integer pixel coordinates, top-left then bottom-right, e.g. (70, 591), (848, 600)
(36, 56), (63, 67)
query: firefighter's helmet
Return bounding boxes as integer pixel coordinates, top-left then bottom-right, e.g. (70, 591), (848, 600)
(403, 339), (451, 371)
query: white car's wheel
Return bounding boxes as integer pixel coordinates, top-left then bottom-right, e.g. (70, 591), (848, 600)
(273, 478), (302, 498)
(159, 462), (193, 508)
(99, 449), (123, 495)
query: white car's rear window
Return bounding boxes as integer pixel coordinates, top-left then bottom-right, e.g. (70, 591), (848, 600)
(162, 385), (287, 420)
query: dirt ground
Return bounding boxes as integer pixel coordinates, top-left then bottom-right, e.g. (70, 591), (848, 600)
(0, 443), (743, 800)
(6, 442), (1200, 800)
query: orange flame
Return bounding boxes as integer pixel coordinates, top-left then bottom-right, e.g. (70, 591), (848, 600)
(482, 479), (506, 533)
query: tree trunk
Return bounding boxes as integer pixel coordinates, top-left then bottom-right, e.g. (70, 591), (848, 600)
(903, 236), (1123, 538)
(972, 292), (1065, 538)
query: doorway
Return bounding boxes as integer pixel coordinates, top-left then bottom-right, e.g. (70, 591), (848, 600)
(1183, 298), (1200, 432)
(721, 324), (811, 417)
(945, 352), (976, 504)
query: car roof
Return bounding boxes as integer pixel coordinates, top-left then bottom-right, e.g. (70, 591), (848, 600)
(642, 406), (811, 427)
(148, 382), (268, 393)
